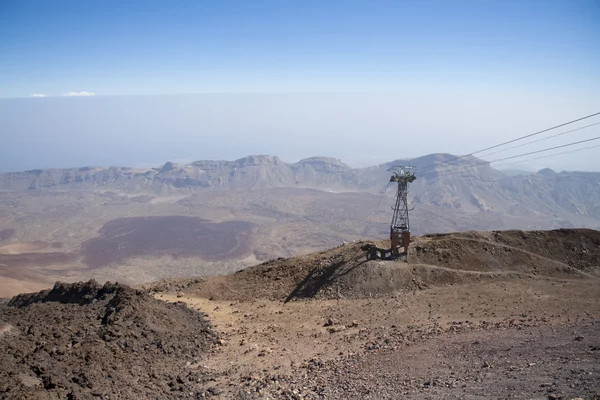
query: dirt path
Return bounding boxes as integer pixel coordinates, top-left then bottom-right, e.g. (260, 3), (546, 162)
(158, 276), (600, 398)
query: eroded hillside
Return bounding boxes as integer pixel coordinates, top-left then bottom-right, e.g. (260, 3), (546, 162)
(151, 228), (600, 302)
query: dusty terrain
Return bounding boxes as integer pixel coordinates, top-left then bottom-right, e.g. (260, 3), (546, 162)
(140, 229), (600, 399)
(1, 153), (599, 298)
(1, 229), (599, 399)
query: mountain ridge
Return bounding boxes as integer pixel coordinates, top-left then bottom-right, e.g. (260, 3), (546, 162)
(0, 153), (598, 226)
(2, 152), (594, 193)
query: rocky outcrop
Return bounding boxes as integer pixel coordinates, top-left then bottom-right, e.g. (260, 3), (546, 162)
(1, 280), (218, 398)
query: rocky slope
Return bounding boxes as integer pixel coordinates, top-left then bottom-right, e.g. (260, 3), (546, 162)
(0, 281), (218, 399)
(146, 228), (600, 302)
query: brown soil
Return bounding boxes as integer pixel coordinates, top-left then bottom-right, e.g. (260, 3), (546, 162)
(0, 277), (56, 300)
(0, 240), (78, 298)
(0, 259), (81, 299)
(0, 280), (218, 399)
(157, 278), (600, 399)
(167, 228), (600, 302)
(269, 321), (600, 399)
(414, 228), (600, 273)
(82, 216), (255, 267)
(144, 228), (600, 399)
(0, 237), (77, 298)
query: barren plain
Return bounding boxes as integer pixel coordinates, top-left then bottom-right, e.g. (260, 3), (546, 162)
(1, 184), (597, 298)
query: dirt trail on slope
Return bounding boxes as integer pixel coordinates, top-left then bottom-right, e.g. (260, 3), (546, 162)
(152, 228), (600, 302)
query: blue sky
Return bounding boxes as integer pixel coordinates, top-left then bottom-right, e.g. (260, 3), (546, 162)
(0, 0), (599, 171)
(1, 0), (599, 97)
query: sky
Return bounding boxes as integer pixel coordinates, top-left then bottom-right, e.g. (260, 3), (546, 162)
(0, 0), (599, 171)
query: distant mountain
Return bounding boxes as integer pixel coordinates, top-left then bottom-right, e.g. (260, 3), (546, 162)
(0, 155), (365, 194)
(496, 168), (535, 177)
(412, 167), (600, 221)
(0, 154), (599, 225)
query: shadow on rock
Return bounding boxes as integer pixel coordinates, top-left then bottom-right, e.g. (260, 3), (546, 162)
(285, 253), (368, 302)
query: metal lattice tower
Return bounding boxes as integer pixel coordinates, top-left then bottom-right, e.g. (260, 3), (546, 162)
(388, 166), (416, 256)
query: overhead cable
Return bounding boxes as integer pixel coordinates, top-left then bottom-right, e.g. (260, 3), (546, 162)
(418, 136), (600, 179)
(477, 121), (600, 158)
(417, 111), (600, 172)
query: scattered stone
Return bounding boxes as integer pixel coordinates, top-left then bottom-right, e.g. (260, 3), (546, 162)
(327, 326), (346, 334)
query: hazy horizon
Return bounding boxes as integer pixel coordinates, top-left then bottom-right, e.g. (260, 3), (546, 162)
(1, 91), (600, 173)
(1, 1), (599, 172)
